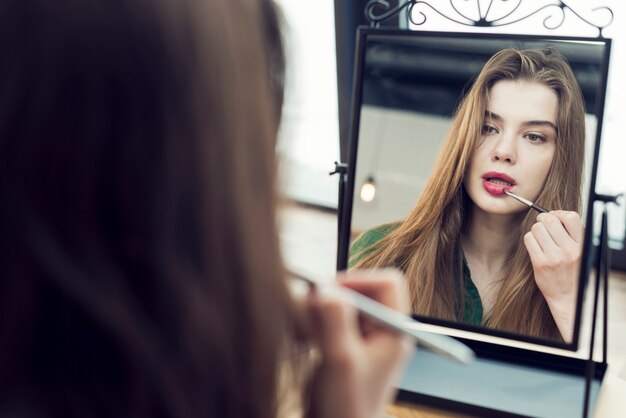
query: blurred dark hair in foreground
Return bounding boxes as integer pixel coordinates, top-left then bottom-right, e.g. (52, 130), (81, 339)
(0, 1), (301, 417)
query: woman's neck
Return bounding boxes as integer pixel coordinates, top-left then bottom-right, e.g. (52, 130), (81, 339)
(461, 206), (523, 275)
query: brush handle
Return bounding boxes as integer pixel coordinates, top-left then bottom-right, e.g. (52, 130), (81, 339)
(289, 270), (475, 364)
(321, 284), (475, 364)
(505, 191), (549, 213)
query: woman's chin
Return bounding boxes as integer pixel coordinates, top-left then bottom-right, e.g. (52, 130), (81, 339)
(474, 199), (527, 217)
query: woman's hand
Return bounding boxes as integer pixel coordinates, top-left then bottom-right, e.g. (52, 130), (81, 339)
(523, 210), (584, 342)
(305, 269), (414, 418)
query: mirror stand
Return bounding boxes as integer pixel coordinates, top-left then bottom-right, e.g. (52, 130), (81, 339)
(582, 193), (621, 418)
(330, 161), (349, 270)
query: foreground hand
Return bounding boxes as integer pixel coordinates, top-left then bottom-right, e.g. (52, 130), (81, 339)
(523, 210), (583, 342)
(305, 269), (414, 418)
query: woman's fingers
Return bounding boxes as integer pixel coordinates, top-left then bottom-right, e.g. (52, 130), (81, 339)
(306, 291), (359, 362)
(523, 230), (546, 263)
(306, 269), (414, 418)
(529, 219), (560, 255)
(531, 211), (583, 255)
(306, 269), (412, 361)
(536, 212), (572, 248)
(524, 211), (582, 342)
(526, 210), (583, 301)
(336, 270), (414, 362)
(551, 210), (584, 243)
(336, 268), (408, 313)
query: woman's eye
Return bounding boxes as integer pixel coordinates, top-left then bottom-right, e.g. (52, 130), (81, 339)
(482, 124), (498, 135)
(525, 132), (547, 143)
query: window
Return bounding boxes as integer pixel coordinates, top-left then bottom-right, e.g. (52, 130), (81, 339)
(275, 0), (340, 209)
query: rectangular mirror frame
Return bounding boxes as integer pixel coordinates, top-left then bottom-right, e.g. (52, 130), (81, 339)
(338, 27), (612, 351)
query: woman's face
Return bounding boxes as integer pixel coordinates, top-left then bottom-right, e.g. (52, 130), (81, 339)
(464, 80), (558, 215)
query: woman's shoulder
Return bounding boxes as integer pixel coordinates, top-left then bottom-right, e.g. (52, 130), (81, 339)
(353, 223), (400, 248)
(349, 222), (401, 267)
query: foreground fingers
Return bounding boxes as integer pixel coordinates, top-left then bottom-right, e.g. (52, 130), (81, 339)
(306, 268), (414, 418)
(337, 268), (409, 314)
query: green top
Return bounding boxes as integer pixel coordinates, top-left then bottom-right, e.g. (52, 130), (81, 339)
(349, 224), (483, 326)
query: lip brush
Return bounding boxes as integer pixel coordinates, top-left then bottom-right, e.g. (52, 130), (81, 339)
(290, 270), (475, 364)
(505, 191), (548, 213)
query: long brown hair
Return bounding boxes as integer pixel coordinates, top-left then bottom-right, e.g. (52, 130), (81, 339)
(352, 48), (586, 340)
(0, 0), (301, 417)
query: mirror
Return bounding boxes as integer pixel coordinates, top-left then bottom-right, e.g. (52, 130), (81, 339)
(341, 29), (611, 349)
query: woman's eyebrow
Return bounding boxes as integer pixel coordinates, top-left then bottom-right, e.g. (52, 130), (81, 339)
(522, 120), (558, 132)
(484, 110), (557, 132)
(484, 110), (503, 122)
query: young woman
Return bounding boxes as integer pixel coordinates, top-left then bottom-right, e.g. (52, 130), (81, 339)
(351, 48), (586, 342)
(0, 0), (412, 416)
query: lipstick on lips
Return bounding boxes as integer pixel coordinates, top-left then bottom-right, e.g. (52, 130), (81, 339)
(481, 171), (515, 196)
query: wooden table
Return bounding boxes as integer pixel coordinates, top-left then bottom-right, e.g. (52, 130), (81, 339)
(387, 402), (476, 418)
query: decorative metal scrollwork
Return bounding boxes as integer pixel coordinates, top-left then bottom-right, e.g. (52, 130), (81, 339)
(365, 0), (614, 38)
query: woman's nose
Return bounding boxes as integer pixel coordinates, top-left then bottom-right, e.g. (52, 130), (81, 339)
(492, 136), (516, 163)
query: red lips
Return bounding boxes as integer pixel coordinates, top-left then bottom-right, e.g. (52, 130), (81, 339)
(481, 171), (516, 196)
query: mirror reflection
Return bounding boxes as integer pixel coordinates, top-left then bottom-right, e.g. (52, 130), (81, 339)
(348, 34), (608, 343)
